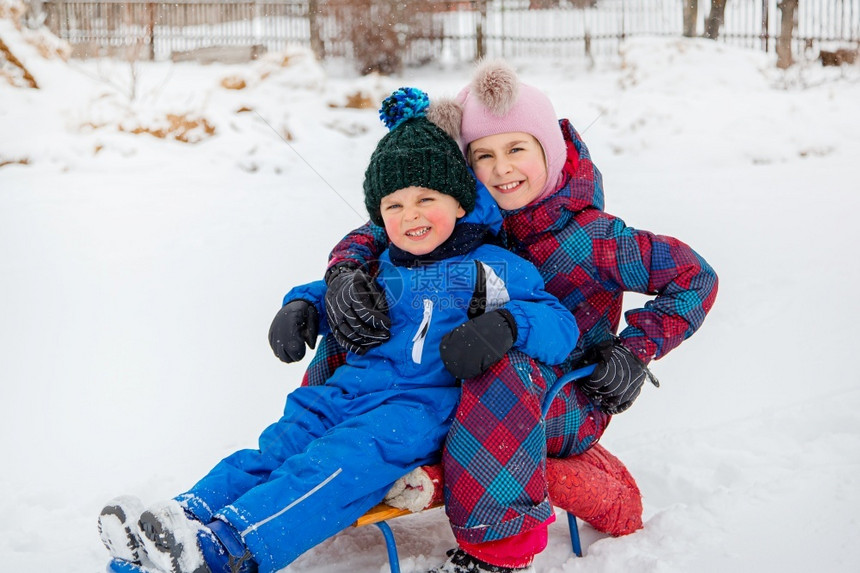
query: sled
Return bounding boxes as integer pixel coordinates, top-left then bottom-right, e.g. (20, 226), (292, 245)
(105, 365), (643, 573)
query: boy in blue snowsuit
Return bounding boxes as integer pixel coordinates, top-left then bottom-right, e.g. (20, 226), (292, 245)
(98, 89), (579, 573)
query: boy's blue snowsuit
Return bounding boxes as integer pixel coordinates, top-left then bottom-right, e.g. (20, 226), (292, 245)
(175, 188), (579, 573)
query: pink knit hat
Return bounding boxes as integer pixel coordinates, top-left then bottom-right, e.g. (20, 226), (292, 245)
(428, 59), (566, 201)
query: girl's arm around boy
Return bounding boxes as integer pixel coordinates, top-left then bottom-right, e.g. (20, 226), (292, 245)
(439, 247), (578, 381)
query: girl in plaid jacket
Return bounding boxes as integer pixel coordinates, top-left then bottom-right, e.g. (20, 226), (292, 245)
(294, 60), (718, 573)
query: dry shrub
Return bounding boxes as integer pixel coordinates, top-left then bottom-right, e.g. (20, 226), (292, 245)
(120, 113), (216, 144)
(256, 50), (305, 81)
(0, 156), (30, 168)
(0, 0), (70, 89)
(28, 28), (71, 61)
(221, 76), (247, 90)
(220, 49), (306, 89)
(0, 37), (38, 88)
(269, 54), (292, 68)
(329, 90), (374, 109)
(820, 48), (858, 67)
(0, 0), (25, 23)
(324, 120), (369, 137)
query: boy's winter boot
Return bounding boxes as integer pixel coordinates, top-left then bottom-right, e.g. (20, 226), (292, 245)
(137, 500), (207, 573)
(137, 500), (256, 573)
(99, 495), (147, 564)
(198, 520), (257, 573)
(428, 549), (535, 573)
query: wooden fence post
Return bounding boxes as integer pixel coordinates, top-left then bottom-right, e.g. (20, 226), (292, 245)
(761, 0), (770, 52)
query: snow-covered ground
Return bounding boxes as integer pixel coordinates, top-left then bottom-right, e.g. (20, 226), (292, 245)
(2, 20), (860, 572)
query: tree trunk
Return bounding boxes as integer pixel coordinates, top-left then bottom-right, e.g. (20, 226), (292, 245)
(146, 2), (155, 61)
(776, 0), (798, 69)
(683, 0), (698, 38)
(308, 0), (325, 61)
(475, 0), (487, 61)
(705, 0), (728, 40)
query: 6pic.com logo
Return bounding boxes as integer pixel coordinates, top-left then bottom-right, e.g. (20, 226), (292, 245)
(368, 259), (509, 311)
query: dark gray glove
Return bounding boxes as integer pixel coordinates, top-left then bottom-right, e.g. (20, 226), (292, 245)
(324, 264), (390, 355)
(440, 310), (517, 380)
(268, 300), (319, 363)
(580, 339), (659, 414)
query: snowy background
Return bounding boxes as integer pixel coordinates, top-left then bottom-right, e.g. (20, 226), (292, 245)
(2, 18), (860, 573)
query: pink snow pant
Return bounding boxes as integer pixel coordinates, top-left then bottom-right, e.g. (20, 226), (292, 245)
(443, 349), (609, 545)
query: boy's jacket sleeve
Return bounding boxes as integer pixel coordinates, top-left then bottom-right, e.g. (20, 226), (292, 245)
(327, 221), (390, 272)
(489, 253), (580, 366)
(281, 280), (331, 336)
(593, 214), (718, 363)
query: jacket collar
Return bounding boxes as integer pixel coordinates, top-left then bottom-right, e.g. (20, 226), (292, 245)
(388, 222), (490, 267)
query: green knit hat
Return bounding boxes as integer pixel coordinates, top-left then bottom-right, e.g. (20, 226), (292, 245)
(364, 88), (475, 227)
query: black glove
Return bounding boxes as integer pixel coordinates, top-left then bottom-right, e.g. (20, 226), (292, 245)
(440, 310), (517, 380)
(268, 300), (319, 363)
(324, 264), (391, 355)
(580, 338), (660, 415)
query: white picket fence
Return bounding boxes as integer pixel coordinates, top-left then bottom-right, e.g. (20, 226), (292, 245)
(40, 0), (860, 63)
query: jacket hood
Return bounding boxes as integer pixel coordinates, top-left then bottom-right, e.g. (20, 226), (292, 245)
(460, 177), (504, 235)
(499, 119), (604, 240)
(502, 119), (604, 232)
(553, 119), (604, 213)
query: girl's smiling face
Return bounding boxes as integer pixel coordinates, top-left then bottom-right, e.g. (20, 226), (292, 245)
(380, 186), (466, 256)
(468, 132), (548, 211)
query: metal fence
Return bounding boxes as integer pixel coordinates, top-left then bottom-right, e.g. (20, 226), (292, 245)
(43, 0), (313, 60)
(41, 0), (860, 64)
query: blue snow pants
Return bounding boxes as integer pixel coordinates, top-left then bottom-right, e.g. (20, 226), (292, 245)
(176, 384), (459, 573)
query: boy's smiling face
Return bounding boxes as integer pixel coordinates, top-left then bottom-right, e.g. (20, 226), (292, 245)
(469, 132), (548, 211)
(380, 186), (466, 256)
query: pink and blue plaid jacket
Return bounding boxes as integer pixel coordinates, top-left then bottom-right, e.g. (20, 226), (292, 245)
(309, 119), (717, 375)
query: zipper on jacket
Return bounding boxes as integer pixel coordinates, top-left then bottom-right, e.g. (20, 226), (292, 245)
(411, 298), (434, 364)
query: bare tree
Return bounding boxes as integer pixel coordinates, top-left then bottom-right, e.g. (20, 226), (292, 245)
(776, 0), (798, 69)
(529, 0), (560, 8)
(682, 0), (698, 38)
(529, 1), (595, 10)
(704, 0), (728, 40)
(308, 0), (325, 61)
(329, 0), (429, 75)
(475, 0), (486, 60)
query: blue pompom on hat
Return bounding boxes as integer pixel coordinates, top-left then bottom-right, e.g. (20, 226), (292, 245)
(364, 87), (475, 226)
(379, 86), (430, 130)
